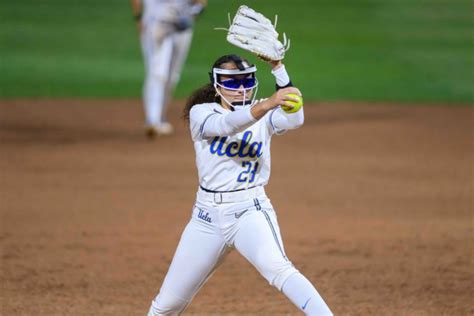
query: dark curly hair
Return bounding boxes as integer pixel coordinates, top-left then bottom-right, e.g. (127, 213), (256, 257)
(183, 54), (252, 121)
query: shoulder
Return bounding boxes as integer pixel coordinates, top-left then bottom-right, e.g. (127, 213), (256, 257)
(189, 102), (223, 140)
(190, 102), (221, 115)
(189, 102), (223, 123)
(190, 102), (218, 112)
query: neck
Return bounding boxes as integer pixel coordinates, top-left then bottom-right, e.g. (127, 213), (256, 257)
(220, 102), (232, 111)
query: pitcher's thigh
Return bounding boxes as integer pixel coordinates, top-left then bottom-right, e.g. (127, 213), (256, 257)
(234, 210), (298, 290)
(153, 219), (228, 312)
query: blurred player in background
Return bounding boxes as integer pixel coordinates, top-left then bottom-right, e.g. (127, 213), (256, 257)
(130, 0), (207, 138)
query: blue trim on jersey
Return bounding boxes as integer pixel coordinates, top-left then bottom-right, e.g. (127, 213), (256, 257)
(269, 108), (286, 135)
(269, 108), (281, 134)
(200, 112), (218, 136)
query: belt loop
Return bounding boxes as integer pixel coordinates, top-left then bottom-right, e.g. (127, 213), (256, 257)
(214, 193), (223, 204)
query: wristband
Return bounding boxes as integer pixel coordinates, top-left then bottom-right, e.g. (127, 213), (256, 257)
(271, 65), (290, 87)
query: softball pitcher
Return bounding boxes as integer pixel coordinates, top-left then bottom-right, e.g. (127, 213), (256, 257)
(130, 0), (206, 137)
(146, 54), (333, 315)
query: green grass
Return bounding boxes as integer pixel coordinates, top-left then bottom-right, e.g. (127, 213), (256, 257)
(1, 0), (473, 102)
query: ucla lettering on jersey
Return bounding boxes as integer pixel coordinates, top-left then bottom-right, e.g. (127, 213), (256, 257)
(190, 102), (275, 191)
(209, 131), (263, 159)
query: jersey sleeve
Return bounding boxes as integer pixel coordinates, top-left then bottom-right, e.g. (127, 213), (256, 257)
(189, 103), (257, 140)
(265, 64), (304, 135)
(265, 106), (304, 135)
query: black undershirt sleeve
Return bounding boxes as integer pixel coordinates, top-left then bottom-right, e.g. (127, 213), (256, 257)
(276, 80), (293, 90)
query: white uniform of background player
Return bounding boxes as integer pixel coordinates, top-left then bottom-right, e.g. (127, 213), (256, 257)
(130, 0), (206, 136)
(147, 54), (333, 315)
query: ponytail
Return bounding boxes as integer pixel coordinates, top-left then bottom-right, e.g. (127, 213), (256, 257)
(183, 83), (220, 121)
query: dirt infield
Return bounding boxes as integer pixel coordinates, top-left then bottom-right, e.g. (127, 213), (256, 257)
(1, 99), (472, 315)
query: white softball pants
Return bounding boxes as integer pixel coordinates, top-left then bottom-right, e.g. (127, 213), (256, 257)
(147, 187), (332, 315)
(140, 22), (193, 127)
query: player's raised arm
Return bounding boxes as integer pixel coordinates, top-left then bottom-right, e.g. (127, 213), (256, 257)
(189, 85), (302, 139)
(215, 6), (304, 135)
(250, 86), (302, 121)
(250, 61), (304, 134)
(189, 104), (256, 138)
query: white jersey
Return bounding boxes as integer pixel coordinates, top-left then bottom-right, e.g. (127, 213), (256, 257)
(189, 102), (304, 192)
(142, 0), (192, 24)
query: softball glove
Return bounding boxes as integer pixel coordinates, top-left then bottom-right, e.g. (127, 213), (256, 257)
(216, 5), (290, 61)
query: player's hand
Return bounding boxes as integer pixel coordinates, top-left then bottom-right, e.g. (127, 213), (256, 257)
(250, 87), (302, 120)
(268, 87), (302, 110)
(258, 57), (282, 71)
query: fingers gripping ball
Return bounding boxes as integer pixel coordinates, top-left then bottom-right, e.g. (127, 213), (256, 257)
(281, 93), (303, 113)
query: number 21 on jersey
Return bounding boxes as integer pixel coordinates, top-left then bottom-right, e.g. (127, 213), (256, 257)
(237, 161), (259, 183)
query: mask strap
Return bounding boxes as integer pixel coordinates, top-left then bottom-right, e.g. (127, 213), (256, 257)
(214, 83), (235, 109)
